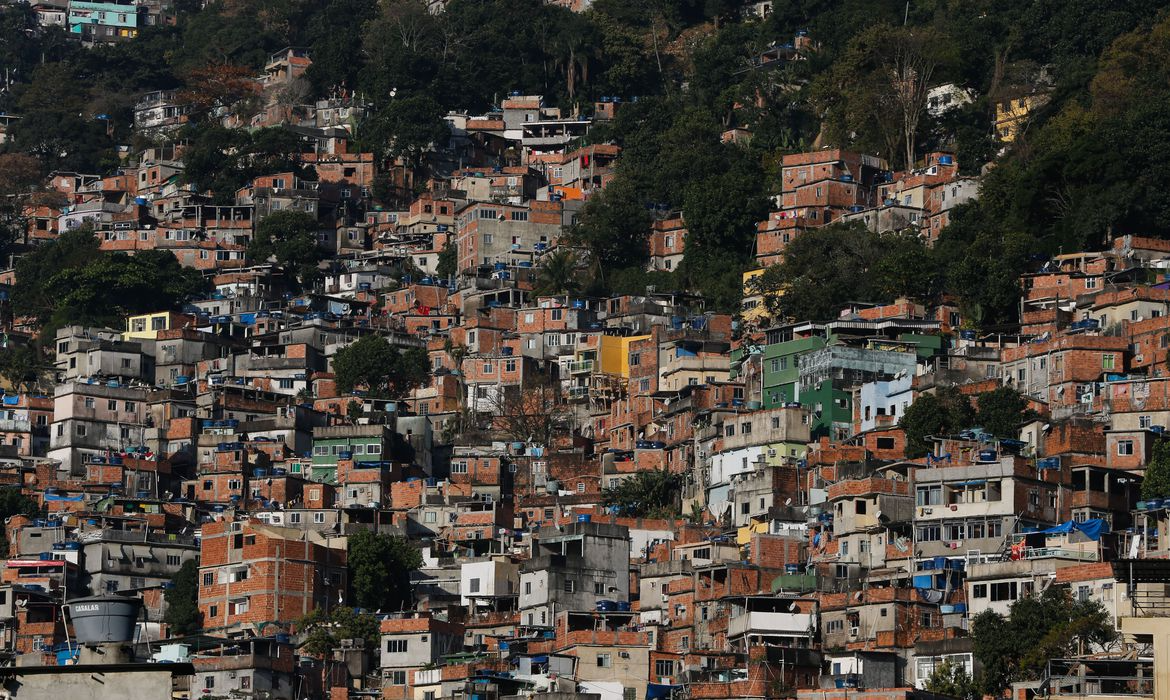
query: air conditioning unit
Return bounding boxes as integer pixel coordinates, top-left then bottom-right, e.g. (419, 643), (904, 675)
(619, 651), (631, 659)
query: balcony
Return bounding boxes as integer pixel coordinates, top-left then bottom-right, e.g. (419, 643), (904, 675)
(727, 611), (814, 638)
(568, 360), (594, 374)
(568, 386), (589, 401)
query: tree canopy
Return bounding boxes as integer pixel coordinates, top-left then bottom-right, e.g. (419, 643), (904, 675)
(347, 529), (423, 613)
(163, 560), (202, 636)
(248, 210), (324, 285)
(602, 468), (682, 519)
(900, 386), (976, 458)
(13, 227), (209, 339)
(332, 335), (430, 399)
(971, 587), (1116, 695)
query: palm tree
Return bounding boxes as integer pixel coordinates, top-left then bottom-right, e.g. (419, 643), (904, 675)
(534, 249), (581, 297)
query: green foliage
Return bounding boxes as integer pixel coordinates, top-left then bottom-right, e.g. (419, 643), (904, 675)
(0, 487), (41, 554)
(332, 334), (430, 399)
(9, 63), (116, 172)
(602, 468), (682, 518)
(347, 529), (423, 612)
(534, 249), (583, 297)
(754, 223), (936, 323)
(163, 560), (202, 636)
(900, 386), (976, 458)
(13, 227), (208, 338)
(972, 587), (1117, 695)
(0, 346), (47, 393)
(435, 241), (457, 280)
(925, 659), (977, 700)
(1141, 438), (1170, 500)
(181, 126), (309, 203)
(248, 210), (323, 285)
(298, 606), (380, 657)
(359, 95), (450, 166)
(975, 386), (1035, 440)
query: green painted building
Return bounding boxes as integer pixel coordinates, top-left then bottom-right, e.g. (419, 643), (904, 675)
(310, 424), (393, 483)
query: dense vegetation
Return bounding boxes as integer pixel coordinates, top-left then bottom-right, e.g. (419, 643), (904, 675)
(971, 587), (1117, 695)
(3, 0), (1170, 319)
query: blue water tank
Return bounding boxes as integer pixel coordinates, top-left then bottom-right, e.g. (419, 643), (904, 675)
(939, 155), (954, 166)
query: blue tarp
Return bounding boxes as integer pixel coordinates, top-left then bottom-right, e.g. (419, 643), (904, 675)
(1029, 518), (1108, 541)
(2, 395), (19, 405)
(647, 684), (684, 700)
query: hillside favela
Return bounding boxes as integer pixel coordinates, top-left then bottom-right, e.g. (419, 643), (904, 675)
(1, 0), (1170, 699)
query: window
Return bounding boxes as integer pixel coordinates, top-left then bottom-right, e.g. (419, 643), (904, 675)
(525, 581), (532, 595)
(972, 584), (987, 598)
(624, 688), (637, 700)
(205, 676), (215, 690)
(209, 605), (218, 618)
(990, 581), (1018, 602)
(166, 555), (181, 566)
(1118, 440), (1135, 456)
(563, 580), (575, 593)
(1102, 354), (1116, 370)
(655, 660), (674, 677)
(289, 513), (302, 524)
(916, 485), (942, 506)
(386, 639), (408, 653)
(469, 578), (481, 593)
(1141, 415), (1153, 429)
(597, 654), (612, 668)
(916, 525), (941, 541)
(203, 573), (214, 586)
(240, 676), (251, 690)
(313, 513), (326, 524)
(389, 671), (407, 685)
(629, 352), (641, 367)
(876, 437), (896, 449)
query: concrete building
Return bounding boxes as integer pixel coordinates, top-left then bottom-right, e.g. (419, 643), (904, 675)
(519, 521), (630, 627)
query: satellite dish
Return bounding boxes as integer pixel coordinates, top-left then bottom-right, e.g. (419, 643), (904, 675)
(784, 498), (792, 506)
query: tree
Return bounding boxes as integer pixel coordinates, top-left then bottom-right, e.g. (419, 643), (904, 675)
(298, 606), (381, 657)
(332, 334), (430, 399)
(900, 386), (976, 458)
(435, 240), (457, 279)
(602, 468), (682, 518)
(248, 210), (323, 285)
(359, 95), (450, 167)
(13, 227), (208, 338)
(1141, 438), (1170, 500)
(533, 249), (582, 297)
(164, 560), (202, 636)
(347, 529), (422, 612)
(972, 587), (1117, 696)
(0, 346), (46, 393)
(487, 374), (570, 448)
(925, 659), (977, 700)
(0, 487), (40, 554)
(976, 386), (1035, 439)
(754, 223), (935, 323)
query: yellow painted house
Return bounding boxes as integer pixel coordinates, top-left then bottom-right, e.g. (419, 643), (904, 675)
(994, 94), (1048, 143)
(125, 311), (187, 341)
(598, 334), (651, 377)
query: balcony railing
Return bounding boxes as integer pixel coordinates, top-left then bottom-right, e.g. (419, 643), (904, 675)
(567, 360), (594, 374)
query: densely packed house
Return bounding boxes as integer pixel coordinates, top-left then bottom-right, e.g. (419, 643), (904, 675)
(0, 36), (1165, 700)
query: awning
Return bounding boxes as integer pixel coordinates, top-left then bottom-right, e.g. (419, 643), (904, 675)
(1028, 518), (1108, 541)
